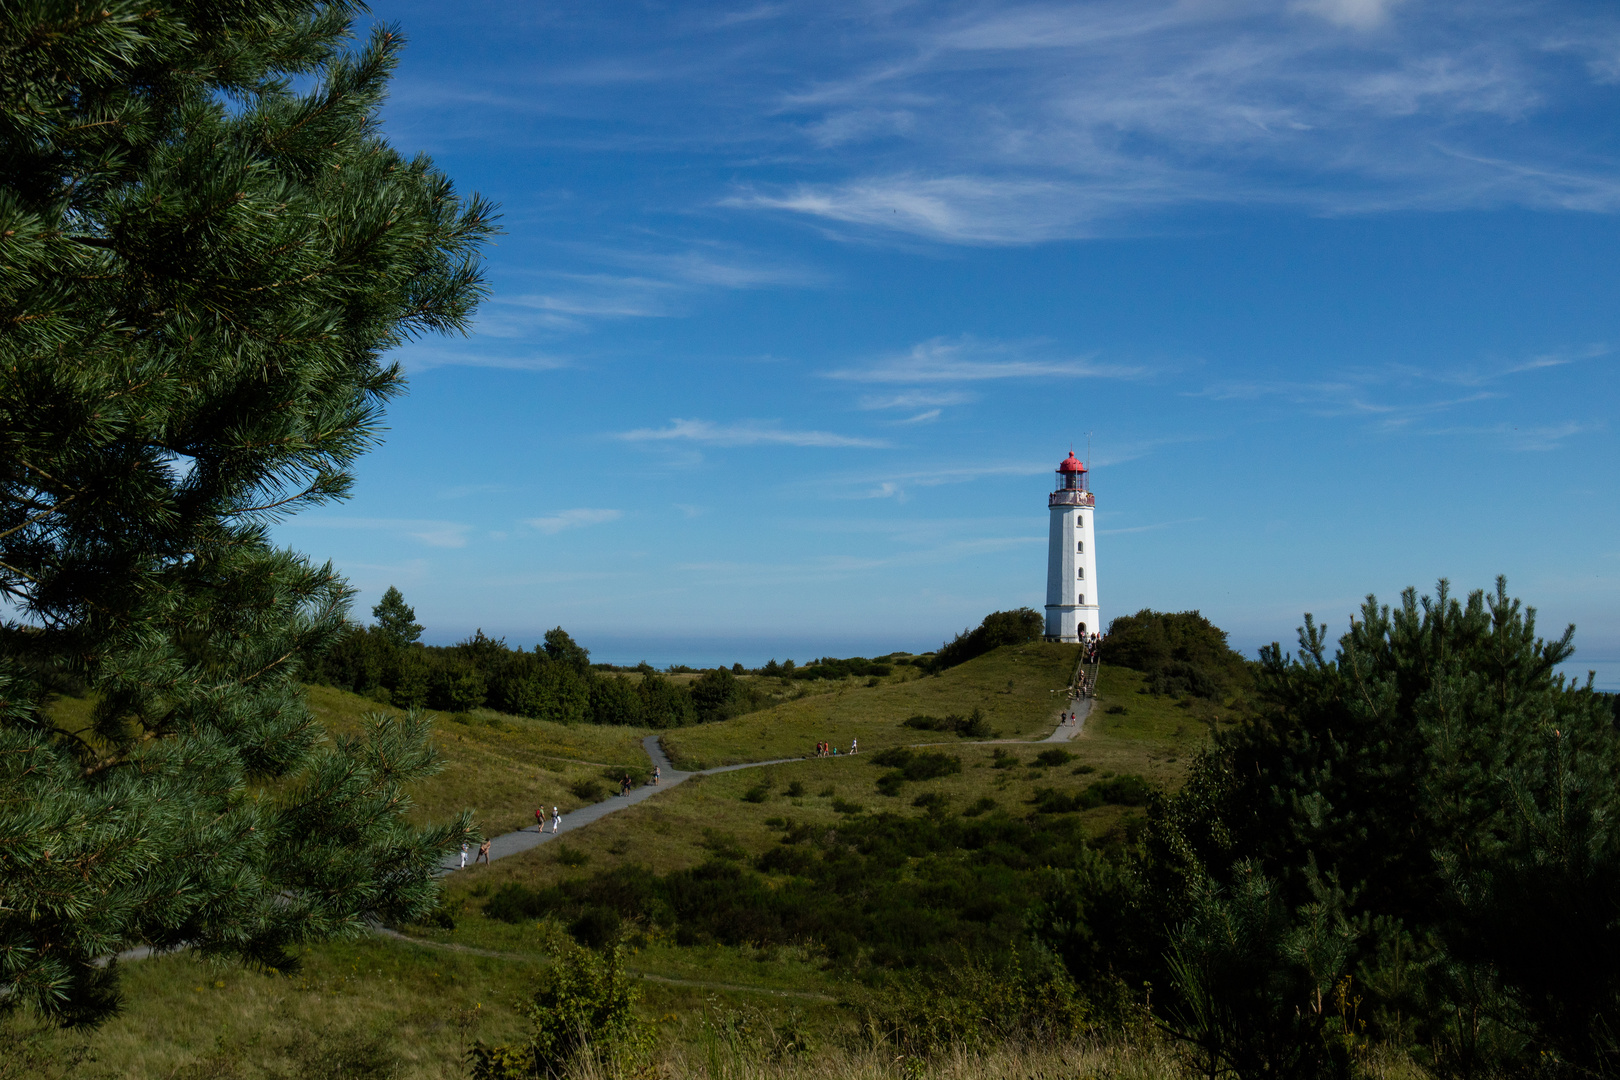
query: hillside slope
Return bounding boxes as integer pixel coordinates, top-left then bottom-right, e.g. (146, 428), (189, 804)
(662, 640), (1079, 768)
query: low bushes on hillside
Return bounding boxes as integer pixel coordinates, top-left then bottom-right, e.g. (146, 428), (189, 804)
(931, 609), (1044, 672)
(902, 708), (993, 737)
(1100, 609), (1251, 700)
(871, 748), (963, 796)
(484, 805), (1099, 973)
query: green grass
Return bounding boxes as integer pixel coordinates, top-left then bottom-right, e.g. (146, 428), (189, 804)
(661, 642), (1079, 769)
(307, 686), (656, 836)
(24, 648), (1243, 1078)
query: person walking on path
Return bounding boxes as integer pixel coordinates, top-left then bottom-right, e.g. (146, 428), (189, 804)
(850, 737), (858, 755)
(476, 840), (491, 865)
(535, 808), (544, 831)
(550, 806), (561, 834)
(652, 765), (661, 785)
(459, 842), (469, 869)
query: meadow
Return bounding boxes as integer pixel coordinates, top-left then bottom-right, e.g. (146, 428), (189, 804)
(24, 646), (1232, 1079)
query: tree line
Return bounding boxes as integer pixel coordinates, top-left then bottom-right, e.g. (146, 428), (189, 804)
(304, 586), (936, 728)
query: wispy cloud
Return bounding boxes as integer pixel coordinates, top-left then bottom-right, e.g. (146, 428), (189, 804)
(527, 508), (625, 534)
(284, 517), (474, 548)
(617, 418), (889, 448)
(856, 390), (975, 411)
(394, 343), (571, 372)
(830, 337), (1145, 383)
(1195, 344), (1607, 427)
(732, 2), (1620, 242)
(730, 175), (1177, 245)
(1415, 420), (1600, 451)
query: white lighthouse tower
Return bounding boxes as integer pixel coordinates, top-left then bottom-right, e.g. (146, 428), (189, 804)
(1044, 451), (1100, 642)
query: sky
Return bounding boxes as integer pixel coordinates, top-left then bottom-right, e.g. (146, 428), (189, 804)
(274, 0), (1620, 682)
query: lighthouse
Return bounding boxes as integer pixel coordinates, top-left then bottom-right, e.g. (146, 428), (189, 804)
(1044, 451), (1099, 642)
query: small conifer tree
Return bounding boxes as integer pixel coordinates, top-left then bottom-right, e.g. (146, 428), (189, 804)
(0, 0), (494, 1025)
(372, 585), (424, 648)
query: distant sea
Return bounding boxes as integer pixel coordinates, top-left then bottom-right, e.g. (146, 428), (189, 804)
(429, 631), (1620, 691)
(1558, 658), (1620, 692)
(460, 632), (949, 671)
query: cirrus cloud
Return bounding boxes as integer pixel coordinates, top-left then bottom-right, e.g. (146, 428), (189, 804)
(617, 418), (889, 448)
(527, 508), (625, 534)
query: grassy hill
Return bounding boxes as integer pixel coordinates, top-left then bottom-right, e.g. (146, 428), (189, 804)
(662, 640), (1078, 768)
(27, 646), (1234, 1079)
(306, 685), (655, 836)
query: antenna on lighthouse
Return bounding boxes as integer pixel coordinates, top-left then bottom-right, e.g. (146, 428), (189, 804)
(1085, 432), (1092, 470)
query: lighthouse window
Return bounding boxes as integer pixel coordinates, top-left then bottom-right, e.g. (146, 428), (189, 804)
(1079, 595), (1086, 605)
(1076, 517), (1084, 529)
(1077, 567), (1085, 580)
(1077, 541), (1084, 553)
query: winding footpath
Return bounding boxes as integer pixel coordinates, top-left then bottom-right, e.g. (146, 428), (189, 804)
(444, 695), (1092, 873)
(112, 698), (1092, 965)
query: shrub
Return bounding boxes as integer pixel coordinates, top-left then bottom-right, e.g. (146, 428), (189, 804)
(568, 906), (621, 949)
(467, 939), (651, 1078)
(931, 609), (1044, 671)
(1101, 609), (1251, 700)
(902, 713), (955, 731)
(786, 781), (805, 798)
(570, 778), (606, 801)
(958, 707), (993, 738)
(992, 749), (1020, 769)
(831, 798), (864, 815)
(554, 845), (590, 867)
(484, 883), (546, 923)
(1030, 774), (1154, 813)
(1105, 704), (1127, 714)
(962, 797), (998, 817)
(1035, 749), (1074, 767)
(743, 784), (770, 803)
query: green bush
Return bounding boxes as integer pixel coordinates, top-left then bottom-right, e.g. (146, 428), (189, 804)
(570, 778), (606, 801)
(1035, 749), (1074, 767)
(901, 708), (992, 737)
(743, 784), (770, 803)
(554, 845), (589, 867)
(930, 609), (1044, 672)
(467, 939), (650, 1078)
(1100, 609), (1251, 701)
(1030, 774), (1155, 814)
(992, 749), (1019, 769)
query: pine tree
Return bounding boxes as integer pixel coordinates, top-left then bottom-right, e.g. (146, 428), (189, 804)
(0, 0), (494, 1025)
(1141, 579), (1620, 1074)
(372, 585), (423, 648)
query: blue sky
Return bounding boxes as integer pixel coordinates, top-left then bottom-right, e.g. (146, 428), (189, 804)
(276, 0), (1620, 681)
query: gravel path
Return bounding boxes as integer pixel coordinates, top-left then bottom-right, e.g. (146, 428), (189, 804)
(449, 702), (1090, 873)
(442, 737), (801, 871)
(114, 706), (1085, 963)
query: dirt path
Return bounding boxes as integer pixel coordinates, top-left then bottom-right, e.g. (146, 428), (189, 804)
(447, 701), (1089, 873)
(117, 706), (1085, 964)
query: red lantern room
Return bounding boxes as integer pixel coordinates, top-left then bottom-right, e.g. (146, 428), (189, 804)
(1057, 451), (1088, 491)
